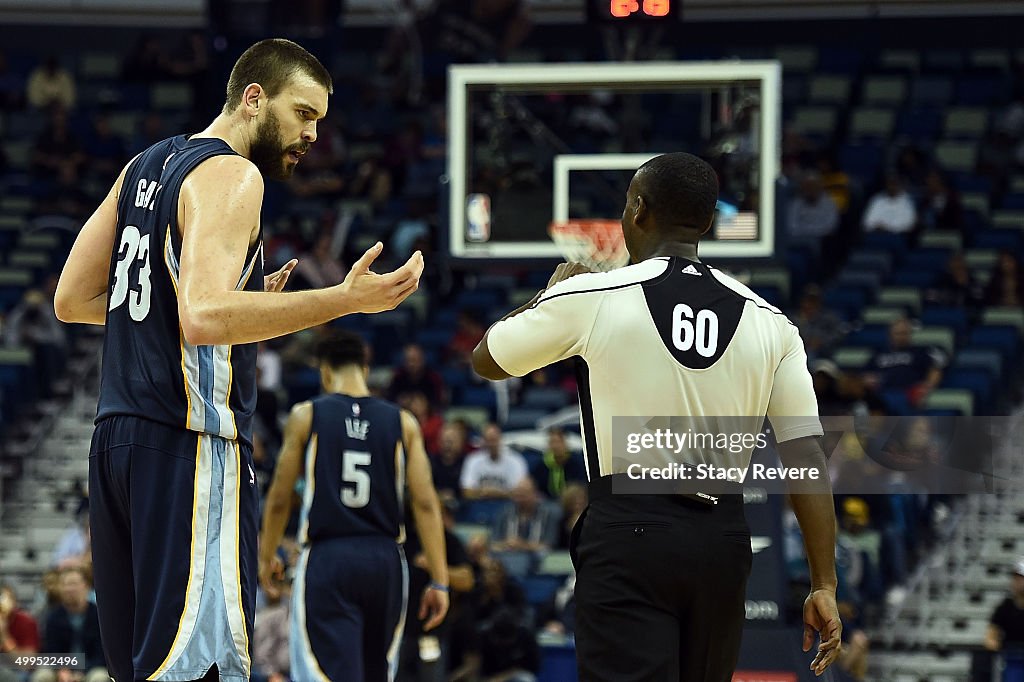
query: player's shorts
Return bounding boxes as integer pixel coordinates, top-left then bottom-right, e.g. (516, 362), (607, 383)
(88, 415), (258, 682)
(291, 535), (408, 682)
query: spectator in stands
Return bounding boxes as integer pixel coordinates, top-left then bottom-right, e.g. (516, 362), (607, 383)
(862, 175), (917, 234)
(920, 169), (963, 232)
(530, 428), (586, 500)
(490, 478), (559, 553)
(291, 232), (346, 291)
(892, 146), (929, 196)
(983, 250), (1024, 307)
(122, 34), (171, 82)
(448, 310), (486, 368)
(32, 567), (106, 682)
(793, 285), (844, 360)
(26, 56), (75, 111)
(433, 421), (469, 499)
(460, 423), (528, 499)
(539, 574), (576, 636)
(31, 106), (85, 179)
(0, 50), (25, 111)
(252, 552), (290, 682)
(811, 360), (866, 416)
(985, 559), (1024, 653)
(816, 153), (851, 215)
(3, 286), (68, 397)
(556, 483), (587, 550)
(786, 171), (839, 254)
(84, 113), (128, 179)
(469, 556), (537, 681)
(864, 317), (945, 406)
(404, 391), (444, 456)
(399, 498), (475, 682)
(926, 252), (982, 308)
(388, 343), (446, 408)
(0, 584), (40, 654)
(836, 498), (883, 603)
(52, 501), (89, 568)
(132, 112), (166, 153)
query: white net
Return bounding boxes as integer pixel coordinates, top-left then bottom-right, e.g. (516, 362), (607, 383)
(549, 220), (629, 272)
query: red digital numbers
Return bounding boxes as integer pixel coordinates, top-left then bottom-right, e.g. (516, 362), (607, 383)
(609, 0), (670, 17)
(643, 0), (669, 16)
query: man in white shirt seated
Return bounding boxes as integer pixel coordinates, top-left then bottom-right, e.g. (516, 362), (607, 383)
(862, 174), (917, 234)
(460, 423), (528, 499)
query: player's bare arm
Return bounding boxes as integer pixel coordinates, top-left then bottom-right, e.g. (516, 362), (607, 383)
(778, 435), (842, 676)
(259, 401), (312, 599)
(54, 157), (139, 325)
(177, 154), (424, 346)
(472, 261), (592, 381)
(402, 409), (450, 631)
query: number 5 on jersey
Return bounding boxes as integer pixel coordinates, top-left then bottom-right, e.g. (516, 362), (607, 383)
(341, 450), (372, 508)
(109, 225), (152, 321)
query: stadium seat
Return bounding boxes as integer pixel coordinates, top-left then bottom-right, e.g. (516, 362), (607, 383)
(850, 109), (895, 140)
(960, 192), (990, 216)
(923, 49), (964, 73)
(940, 369), (995, 414)
(968, 325), (1020, 359)
(862, 76), (907, 106)
(981, 307), (1024, 332)
(969, 49), (1011, 72)
(462, 386), (498, 413)
(844, 324), (890, 349)
(457, 499), (512, 526)
(911, 326), (956, 355)
(861, 306), (906, 325)
(922, 388), (974, 416)
(880, 388), (913, 416)
(973, 229), (1022, 251)
(862, 231), (909, 253)
(791, 107), (837, 136)
(774, 46), (818, 72)
(505, 408), (550, 431)
(522, 387), (570, 411)
(877, 287), (921, 314)
(920, 306), (969, 337)
(0, 268), (31, 311)
(963, 248), (999, 271)
(537, 552), (575, 576)
(823, 287), (871, 319)
(747, 268), (791, 303)
(831, 347), (873, 369)
(910, 76), (954, 105)
(846, 250), (894, 274)
(951, 348), (1003, 378)
(933, 142), (978, 173)
(839, 144), (885, 180)
(943, 107), (989, 138)
(895, 107), (943, 141)
(494, 550), (536, 579)
(521, 575), (562, 608)
(889, 269), (938, 288)
(443, 406), (490, 431)
(991, 210), (1024, 229)
(878, 49), (920, 73)
(918, 231), (963, 250)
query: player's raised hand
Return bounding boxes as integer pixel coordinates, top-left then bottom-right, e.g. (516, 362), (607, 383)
(419, 585), (450, 632)
(546, 261), (592, 289)
(803, 588), (843, 676)
(265, 259), (298, 292)
(338, 242), (424, 314)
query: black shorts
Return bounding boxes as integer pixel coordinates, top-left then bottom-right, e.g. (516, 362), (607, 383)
(89, 416), (258, 682)
(571, 491), (752, 682)
(291, 535), (408, 682)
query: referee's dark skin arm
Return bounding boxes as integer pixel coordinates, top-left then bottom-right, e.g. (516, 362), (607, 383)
(778, 435), (843, 676)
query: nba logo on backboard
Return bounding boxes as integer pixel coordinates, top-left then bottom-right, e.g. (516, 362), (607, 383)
(732, 672), (796, 682)
(466, 193), (491, 243)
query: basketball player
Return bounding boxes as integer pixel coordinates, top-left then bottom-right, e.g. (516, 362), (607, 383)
(472, 153), (842, 681)
(53, 40), (424, 682)
(258, 330), (449, 681)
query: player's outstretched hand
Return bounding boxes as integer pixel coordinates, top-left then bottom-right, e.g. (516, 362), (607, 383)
(265, 259), (298, 292)
(546, 261), (592, 290)
(258, 553), (284, 601)
(339, 242), (424, 314)
(419, 585), (450, 632)
(803, 588), (843, 676)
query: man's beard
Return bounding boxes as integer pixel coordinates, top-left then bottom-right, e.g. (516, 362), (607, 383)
(249, 109), (295, 181)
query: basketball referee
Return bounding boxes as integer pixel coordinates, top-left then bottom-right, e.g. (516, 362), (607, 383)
(473, 153), (842, 681)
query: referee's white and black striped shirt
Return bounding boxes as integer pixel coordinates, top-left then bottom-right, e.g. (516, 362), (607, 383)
(487, 256), (824, 481)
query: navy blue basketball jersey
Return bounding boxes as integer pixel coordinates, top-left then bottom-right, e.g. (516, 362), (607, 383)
(298, 394), (406, 544)
(96, 135), (264, 446)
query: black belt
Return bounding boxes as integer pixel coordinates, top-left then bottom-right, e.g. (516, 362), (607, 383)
(587, 473), (742, 506)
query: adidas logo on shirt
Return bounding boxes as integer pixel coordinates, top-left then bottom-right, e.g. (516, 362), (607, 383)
(681, 264), (701, 276)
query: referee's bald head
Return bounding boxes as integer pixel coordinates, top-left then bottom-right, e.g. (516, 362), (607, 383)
(628, 153), (719, 239)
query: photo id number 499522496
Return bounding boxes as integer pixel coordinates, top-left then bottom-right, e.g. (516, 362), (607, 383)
(3, 654), (82, 669)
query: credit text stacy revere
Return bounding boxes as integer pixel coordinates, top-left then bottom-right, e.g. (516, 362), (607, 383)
(626, 463), (823, 482)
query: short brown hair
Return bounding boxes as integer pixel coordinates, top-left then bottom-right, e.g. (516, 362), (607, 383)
(223, 39), (332, 113)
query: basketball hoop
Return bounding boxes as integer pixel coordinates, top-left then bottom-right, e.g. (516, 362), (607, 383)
(549, 220), (629, 272)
